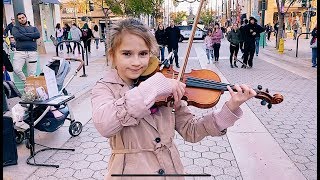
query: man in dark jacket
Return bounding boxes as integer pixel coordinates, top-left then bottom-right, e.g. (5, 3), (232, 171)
(4, 17), (15, 36)
(11, 12), (40, 82)
(239, 19), (248, 58)
(242, 17), (264, 68)
(165, 20), (181, 68)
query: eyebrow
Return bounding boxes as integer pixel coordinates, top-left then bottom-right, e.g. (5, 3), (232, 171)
(120, 49), (149, 52)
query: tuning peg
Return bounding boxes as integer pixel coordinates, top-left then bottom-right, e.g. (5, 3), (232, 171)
(261, 100), (267, 106)
(267, 103), (272, 109)
(266, 88), (269, 93)
(257, 85), (262, 90)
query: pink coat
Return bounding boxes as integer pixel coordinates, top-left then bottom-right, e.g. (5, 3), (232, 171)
(211, 29), (223, 44)
(91, 69), (243, 179)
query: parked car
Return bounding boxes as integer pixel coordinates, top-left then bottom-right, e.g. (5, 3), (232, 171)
(177, 25), (207, 42)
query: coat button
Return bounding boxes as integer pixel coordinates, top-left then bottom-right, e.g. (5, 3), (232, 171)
(155, 137), (161, 143)
(158, 169), (165, 175)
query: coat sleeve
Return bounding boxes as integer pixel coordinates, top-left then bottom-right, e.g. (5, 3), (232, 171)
(175, 102), (243, 143)
(92, 73), (173, 138)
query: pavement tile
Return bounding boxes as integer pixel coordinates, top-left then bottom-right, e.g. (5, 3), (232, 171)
(204, 166), (224, 176)
(192, 145), (210, 153)
(184, 164), (204, 174)
(92, 169), (107, 179)
(211, 159), (232, 169)
(223, 166), (241, 177)
(32, 167), (57, 178)
(215, 174), (238, 180)
(85, 153), (104, 162)
(88, 161), (108, 171)
(202, 152), (219, 160)
(209, 146), (227, 153)
(219, 152), (236, 161)
(184, 151), (202, 159)
(73, 168), (94, 179)
(53, 167), (76, 178)
(69, 153), (87, 161)
(72, 160), (90, 170)
(181, 156), (193, 166)
(194, 157), (212, 167)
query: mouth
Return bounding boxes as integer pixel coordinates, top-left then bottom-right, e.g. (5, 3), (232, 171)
(128, 68), (143, 73)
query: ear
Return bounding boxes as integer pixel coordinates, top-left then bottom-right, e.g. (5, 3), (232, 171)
(107, 49), (116, 68)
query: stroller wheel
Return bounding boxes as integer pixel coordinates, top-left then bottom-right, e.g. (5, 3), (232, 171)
(15, 130), (25, 144)
(69, 121), (83, 137)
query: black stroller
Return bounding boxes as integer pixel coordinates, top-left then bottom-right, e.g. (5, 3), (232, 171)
(14, 57), (84, 148)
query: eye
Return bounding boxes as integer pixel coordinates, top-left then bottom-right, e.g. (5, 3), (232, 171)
(122, 52), (131, 56)
(139, 51), (149, 56)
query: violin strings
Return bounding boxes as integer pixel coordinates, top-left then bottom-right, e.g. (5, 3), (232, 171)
(186, 79), (230, 91)
(186, 77), (233, 87)
(186, 78), (233, 91)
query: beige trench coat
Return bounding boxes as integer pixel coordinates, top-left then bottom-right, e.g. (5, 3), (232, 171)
(91, 69), (243, 180)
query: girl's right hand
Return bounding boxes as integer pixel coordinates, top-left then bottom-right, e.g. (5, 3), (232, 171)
(167, 78), (186, 106)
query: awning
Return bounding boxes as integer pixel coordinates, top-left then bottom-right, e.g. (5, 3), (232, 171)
(40, 0), (60, 4)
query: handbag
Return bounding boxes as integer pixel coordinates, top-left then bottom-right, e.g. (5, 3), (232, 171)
(67, 31), (72, 40)
(310, 37), (317, 48)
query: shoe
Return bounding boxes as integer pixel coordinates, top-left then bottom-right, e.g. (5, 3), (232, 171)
(234, 63), (238, 68)
(256, 54), (258, 56)
(241, 65), (246, 68)
(312, 64), (317, 67)
(207, 61), (210, 64)
(67, 51), (69, 54)
(176, 64), (180, 68)
(230, 64), (234, 68)
(248, 66), (252, 69)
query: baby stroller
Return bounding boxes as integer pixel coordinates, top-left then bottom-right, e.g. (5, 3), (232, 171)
(14, 57), (84, 148)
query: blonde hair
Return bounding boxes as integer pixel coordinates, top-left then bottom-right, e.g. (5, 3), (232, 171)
(108, 18), (159, 67)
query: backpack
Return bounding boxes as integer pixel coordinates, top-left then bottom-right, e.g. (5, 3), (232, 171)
(82, 29), (88, 38)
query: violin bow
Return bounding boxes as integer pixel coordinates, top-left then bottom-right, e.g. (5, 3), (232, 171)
(177, 0), (205, 81)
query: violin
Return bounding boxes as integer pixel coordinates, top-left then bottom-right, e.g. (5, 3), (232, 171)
(137, 0), (283, 109)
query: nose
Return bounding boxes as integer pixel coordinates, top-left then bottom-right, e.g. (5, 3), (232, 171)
(131, 55), (142, 66)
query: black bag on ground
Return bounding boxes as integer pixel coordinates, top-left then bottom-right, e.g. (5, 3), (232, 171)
(3, 116), (18, 167)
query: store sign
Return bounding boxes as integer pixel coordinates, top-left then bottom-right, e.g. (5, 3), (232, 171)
(65, 8), (77, 14)
(3, 0), (11, 4)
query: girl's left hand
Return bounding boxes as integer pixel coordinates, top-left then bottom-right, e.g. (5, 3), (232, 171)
(226, 84), (257, 112)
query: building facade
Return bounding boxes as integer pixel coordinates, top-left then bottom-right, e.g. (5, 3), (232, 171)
(3, 0), (61, 41)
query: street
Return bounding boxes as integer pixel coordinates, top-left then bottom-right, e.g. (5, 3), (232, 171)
(3, 37), (317, 180)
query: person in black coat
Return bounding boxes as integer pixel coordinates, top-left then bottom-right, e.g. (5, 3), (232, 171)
(165, 20), (181, 68)
(242, 17), (264, 68)
(81, 23), (94, 53)
(155, 24), (167, 62)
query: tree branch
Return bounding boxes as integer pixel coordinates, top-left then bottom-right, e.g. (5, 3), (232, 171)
(284, 0), (296, 14)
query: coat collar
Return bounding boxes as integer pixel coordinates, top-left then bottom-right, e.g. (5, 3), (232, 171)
(100, 68), (126, 86)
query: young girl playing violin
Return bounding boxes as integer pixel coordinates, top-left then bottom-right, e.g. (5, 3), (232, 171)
(91, 18), (257, 179)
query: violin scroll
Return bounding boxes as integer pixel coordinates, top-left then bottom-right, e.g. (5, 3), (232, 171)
(255, 85), (284, 109)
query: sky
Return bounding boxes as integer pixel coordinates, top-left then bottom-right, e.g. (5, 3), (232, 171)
(173, 0), (222, 14)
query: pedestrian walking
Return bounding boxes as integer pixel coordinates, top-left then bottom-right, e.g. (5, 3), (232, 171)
(242, 17), (264, 68)
(55, 23), (64, 51)
(274, 21), (279, 39)
(11, 12), (40, 82)
(70, 23), (82, 54)
(239, 19), (248, 58)
(155, 23), (167, 62)
(227, 23), (242, 68)
(91, 18), (257, 179)
(204, 29), (214, 64)
(165, 20), (181, 68)
(254, 23), (265, 56)
(63, 23), (72, 54)
(81, 23), (94, 53)
(265, 23), (272, 41)
(292, 20), (299, 40)
(211, 23), (223, 62)
(310, 24), (317, 67)
(92, 25), (100, 49)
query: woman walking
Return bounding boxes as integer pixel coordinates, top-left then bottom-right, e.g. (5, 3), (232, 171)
(227, 23), (242, 68)
(55, 23), (64, 51)
(81, 23), (94, 53)
(92, 25), (100, 49)
(70, 23), (82, 54)
(155, 23), (167, 62)
(211, 23), (223, 62)
(310, 24), (317, 67)
(63, 23), (72, 53)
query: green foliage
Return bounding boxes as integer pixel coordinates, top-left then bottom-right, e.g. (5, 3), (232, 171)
(170, 11), (187, 24)
(200, 10), (215, 26)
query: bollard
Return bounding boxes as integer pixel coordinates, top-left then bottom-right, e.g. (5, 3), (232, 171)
(278, 38), (284, 54)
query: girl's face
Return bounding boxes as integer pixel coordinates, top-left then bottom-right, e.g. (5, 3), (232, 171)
(111, 33), (150, 85)
(159, 24), (163, 30)
(233, 23), (238, 30)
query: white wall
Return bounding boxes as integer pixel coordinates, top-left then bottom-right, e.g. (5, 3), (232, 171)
(54, 4), (61, 25)
(4, 4), (15, 24)
(23, 0), (35, 26)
